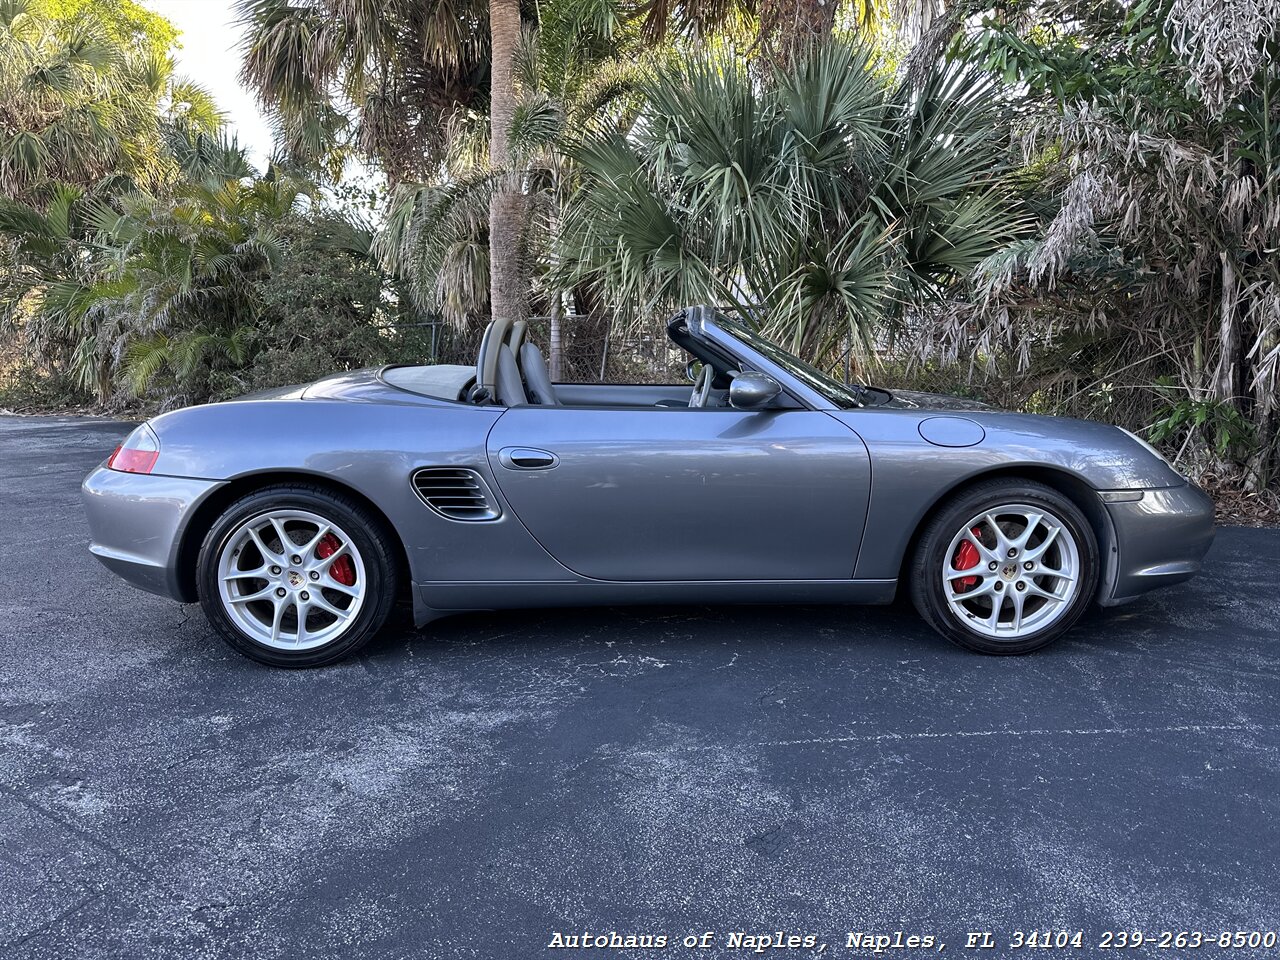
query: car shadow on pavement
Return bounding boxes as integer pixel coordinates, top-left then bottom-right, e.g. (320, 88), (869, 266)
(354, 593), (1174, 670)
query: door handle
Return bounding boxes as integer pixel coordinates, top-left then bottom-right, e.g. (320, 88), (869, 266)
(498, 447), (559, 470)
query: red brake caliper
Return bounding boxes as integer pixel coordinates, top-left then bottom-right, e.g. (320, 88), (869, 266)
(317, 533), (356, 586)
(951, 527), (983, 592)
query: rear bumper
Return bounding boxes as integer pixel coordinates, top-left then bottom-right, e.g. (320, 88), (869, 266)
(82, 465), (225, 602)
(1101, 482), (1216, 605)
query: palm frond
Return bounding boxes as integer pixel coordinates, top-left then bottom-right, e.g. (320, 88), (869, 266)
(555, 37), (1028, 359)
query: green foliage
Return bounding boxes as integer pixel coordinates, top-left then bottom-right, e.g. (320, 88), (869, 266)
(0, 0), (430, 412)
(26, 0), (178, 58)
(56, 174), (307, 403)
(947, 0), (1280, 484)
(228, 214), (425, 396)
(3, 169), (424, 408)
(1148, 380), (1257, 463)
(0, 0), (221, 201)
(0, 357), (91, 410)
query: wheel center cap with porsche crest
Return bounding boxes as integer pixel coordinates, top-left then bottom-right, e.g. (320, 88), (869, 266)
(287, 570), (305, 588)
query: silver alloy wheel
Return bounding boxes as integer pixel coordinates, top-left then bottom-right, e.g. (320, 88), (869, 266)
(216, 509), (367, 651)
(941, 503), (1080, 640)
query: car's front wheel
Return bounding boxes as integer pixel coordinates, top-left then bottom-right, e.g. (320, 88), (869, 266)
(910, 479), (1099, 655)
(197, 485), (399, 667)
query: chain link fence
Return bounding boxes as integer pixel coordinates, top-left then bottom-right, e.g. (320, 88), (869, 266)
(391, 315), (689, 385)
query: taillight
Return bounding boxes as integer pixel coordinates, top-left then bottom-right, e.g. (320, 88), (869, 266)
(107, 424), (160, 474)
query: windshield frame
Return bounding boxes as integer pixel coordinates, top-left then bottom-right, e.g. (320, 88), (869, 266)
(686, 308), (865, 410)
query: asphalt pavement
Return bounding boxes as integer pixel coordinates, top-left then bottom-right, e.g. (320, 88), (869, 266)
(1, 415), (1278, 959)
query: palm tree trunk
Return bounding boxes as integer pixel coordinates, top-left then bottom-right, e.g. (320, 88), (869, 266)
(1214, 254), (1241, 405)
(549, 295), (564, 381)
(756, 0), (836, 69)
(97, 359), (112, 407)
(488, 0), (527, 328)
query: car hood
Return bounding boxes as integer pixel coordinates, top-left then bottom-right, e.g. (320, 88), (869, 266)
(877, 388), (995, 412)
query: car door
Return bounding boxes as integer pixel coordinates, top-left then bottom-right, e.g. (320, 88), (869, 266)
(485, 406), (871, 582)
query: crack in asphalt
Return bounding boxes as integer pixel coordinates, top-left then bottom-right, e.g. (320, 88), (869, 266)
(745, 722), (1280, 749)
(0, 783), (155, 881)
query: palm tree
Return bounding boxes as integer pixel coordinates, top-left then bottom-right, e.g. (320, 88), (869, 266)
(636, 0), (828, 69)
(237, 0), (538, 327)
(642, 0), (926, 68)
(375, 1), (650, 363)
(0, 182), (105, 395)
(1, 151), (307, 404)
(86, 172), (308, 404)
(554, 39), (1026, 366)
(0, 0), (250, 402)
(236, 0), (490, 182)
(0, 0), (222, 201)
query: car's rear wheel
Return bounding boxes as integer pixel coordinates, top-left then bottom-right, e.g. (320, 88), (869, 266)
(909, 479), (1099, 655)
(197, 485), (399, 667)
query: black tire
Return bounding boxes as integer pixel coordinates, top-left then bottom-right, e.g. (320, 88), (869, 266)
(197, 484), (400, 667)
(909, 479), (1099, 655)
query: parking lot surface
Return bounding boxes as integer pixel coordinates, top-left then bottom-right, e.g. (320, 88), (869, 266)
(1, 415), (1278, 958)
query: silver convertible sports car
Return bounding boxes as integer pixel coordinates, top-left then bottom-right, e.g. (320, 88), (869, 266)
(83, 306), (1215, 667)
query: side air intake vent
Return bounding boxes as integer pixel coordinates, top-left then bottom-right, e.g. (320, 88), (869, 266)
(411, 468), (501, 521)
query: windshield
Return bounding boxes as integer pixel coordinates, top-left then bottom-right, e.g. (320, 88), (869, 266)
(714, 315), (867, 409)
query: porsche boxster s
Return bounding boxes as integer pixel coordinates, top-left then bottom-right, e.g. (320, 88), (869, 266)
(82, 306), (1216, 667)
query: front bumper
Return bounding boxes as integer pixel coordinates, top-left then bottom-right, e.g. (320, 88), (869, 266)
(82, 465), (226, 602)
(1101, 482), (1216, 604)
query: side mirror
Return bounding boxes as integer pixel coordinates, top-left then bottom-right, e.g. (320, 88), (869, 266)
(685, 359), (703, 383)
(729, 371), (782, 410)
